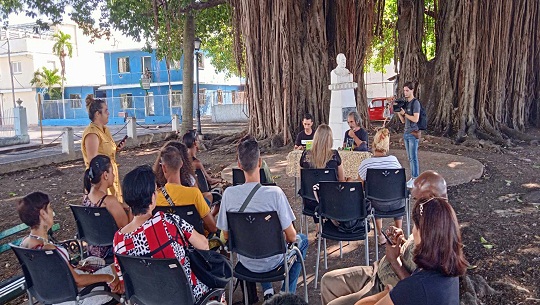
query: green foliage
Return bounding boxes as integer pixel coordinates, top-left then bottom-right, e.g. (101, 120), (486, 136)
(368, 0), (437, 73)
(52, 30), (73, 59)
(1, 0), (240, 77)
(30, 67), (62, 99)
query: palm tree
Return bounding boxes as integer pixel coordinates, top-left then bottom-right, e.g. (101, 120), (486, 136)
(52, 30), (73, 118)
(30, 67), (62, 100)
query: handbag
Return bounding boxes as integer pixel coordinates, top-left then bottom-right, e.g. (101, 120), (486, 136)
(161, 186), (233, 288)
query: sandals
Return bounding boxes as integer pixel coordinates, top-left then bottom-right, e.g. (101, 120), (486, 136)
(378, 234), (387, 246)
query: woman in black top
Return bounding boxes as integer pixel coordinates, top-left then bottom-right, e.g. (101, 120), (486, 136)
(299, 124), (345, 233)
(355, 197), (467, 305)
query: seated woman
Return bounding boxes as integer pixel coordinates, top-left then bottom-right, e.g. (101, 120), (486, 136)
(357, 128), (403, 245)
(113, 165), (214, 303)
(84, 155), (131, 258)
(356, 197), (467, 305)
(299, 124), (345, 233)
(17, 192), (122, 304)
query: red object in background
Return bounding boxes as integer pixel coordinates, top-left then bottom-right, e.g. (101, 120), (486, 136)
(368, 97), (390, 121)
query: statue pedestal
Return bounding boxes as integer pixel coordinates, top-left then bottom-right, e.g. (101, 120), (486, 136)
(328, 82), (358, 149)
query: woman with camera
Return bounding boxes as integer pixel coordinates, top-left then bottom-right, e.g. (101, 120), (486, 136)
(396, 82), (421, 188)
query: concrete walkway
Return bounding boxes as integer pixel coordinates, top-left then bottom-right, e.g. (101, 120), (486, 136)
(222, 149), (484, 187)
(0, 117), (247, 175)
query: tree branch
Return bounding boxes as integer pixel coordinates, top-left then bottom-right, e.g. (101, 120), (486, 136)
(179, 0), (227, 13)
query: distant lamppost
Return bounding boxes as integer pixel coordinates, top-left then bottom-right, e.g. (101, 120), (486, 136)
(194, 37), (202, 135)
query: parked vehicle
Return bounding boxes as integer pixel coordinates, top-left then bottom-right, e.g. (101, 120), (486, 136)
(368, 97), (392, 121)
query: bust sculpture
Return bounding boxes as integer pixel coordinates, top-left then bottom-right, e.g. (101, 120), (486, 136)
(331, 53), (353, 84)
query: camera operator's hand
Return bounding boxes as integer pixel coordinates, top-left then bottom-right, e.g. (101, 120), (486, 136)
(399, 108), (406, 116)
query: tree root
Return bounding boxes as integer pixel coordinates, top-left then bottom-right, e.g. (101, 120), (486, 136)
(499, 125), (538, 142)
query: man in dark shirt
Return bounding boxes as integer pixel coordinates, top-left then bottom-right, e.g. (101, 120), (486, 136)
(343, 111), (368, 151)
(294, 113), (315, 150)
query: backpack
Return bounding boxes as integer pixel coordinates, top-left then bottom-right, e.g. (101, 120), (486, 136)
(417, 100), (427, 130)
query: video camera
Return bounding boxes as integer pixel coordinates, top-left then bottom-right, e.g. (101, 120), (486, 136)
(393, 98), (408, 112)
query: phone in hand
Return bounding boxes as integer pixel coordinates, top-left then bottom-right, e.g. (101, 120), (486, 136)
(381, 230), (395, 246)
(117, 135), (128, 148)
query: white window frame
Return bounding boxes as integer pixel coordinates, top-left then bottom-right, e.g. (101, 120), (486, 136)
(118, 57), (130, 73)
(46, 60), (56, 70)
(11, 61), (22, 74)
(121, 93), (133, 109)
(171, 90), (182, 107)
(141, 56), (152, 73)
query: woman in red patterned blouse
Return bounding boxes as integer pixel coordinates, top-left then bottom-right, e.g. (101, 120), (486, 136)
(113, 165), (211, 302)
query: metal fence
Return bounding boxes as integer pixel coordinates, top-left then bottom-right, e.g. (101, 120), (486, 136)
(41, 90), (246, 121)
(0, 108), (15, 138)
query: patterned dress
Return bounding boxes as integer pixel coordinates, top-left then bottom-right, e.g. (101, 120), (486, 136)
(113, 212), (209, 302)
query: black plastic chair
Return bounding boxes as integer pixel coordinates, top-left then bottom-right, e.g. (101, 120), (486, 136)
(298, 168), (338, 234)
(195, 169), (222, 205)
(153, 205), (224, 249)
(70, 205), (118, 261)
(115, 254), (225, 305)
(314, 181), (371, 288)
(232, 168), (274, 186)
(365, 168), (410, 260)
(226, 211), (308, 304)
(153, 205), (205, 235)
(10, 244), (120, 305)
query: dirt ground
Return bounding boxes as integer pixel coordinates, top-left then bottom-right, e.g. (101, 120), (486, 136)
(1, 129), (539, 305)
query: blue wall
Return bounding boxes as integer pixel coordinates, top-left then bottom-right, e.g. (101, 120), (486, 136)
(103, 50), (183, 85)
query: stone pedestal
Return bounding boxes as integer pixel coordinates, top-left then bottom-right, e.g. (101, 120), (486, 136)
(172, 114), (180, 132)
(62, 127), (74, 154)
(14, 107), (28, 137)
(127, 117), (137, 139)
(328, 82), (358, 149)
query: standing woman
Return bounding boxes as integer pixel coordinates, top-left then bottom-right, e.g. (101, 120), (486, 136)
(82, 95), (126, 203)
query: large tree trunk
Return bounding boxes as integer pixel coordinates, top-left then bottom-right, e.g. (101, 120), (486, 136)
(230, 0), (378, 140)
(397, 0), (540, 140)
(181, 12), (195, 134)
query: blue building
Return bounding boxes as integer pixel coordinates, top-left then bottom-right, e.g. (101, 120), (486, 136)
(41, 48), (243, 125)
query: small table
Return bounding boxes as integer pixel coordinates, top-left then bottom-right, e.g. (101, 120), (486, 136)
(286, 150), (372, 179)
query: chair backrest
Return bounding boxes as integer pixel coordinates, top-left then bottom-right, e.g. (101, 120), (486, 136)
(232, 168), (268, 186)
(318, 182), (367, 221)
(116, 254), (195, 305)
(226, 211), (286, 259)
(365, 168), (408, 201)
(11, 245), (79, 304)
(70, 205), (118, 246)
(195, 169), (210, 193)
(152, 205), (205, 235)
(300, 168), (338, 201)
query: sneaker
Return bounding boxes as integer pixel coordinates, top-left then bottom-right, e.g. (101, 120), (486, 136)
(264, 293), (274, 301)
(406, 178), (415, 189)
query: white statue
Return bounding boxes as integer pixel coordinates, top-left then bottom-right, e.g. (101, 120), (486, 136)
(331, 54), (353, 84)
(328, 53), (358, 149)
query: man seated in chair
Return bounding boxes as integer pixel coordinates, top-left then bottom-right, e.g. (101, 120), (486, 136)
(320, 170), (448, 305)
(217, 135), (308, 301)
(155, 145), (218, 235)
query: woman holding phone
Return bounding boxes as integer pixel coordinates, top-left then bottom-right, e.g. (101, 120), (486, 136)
(355, 197), (467, 305)
(82, 95), (126, 203)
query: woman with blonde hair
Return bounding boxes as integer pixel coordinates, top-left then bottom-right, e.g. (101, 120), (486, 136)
(358, 128), (403, 245)
(299, 124), (345, 233)
(82, 95), (126, 203)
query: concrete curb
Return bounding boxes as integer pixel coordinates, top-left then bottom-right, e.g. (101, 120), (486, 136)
(0, 131), (177, 175)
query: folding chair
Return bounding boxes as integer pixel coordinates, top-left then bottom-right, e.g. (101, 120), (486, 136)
(116, 254), (225, 305)
(365, 168), (410, 261)
(153, 205), (224, 249)
(153, 205), (205, 235)
(226, 211), (308, 304)
(298, 168), (338, 234)
(232, 168), (274, 186)
(10, 245), (120, 305)
(314, 181), (371, 288)
(70, 205), (118, 262)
